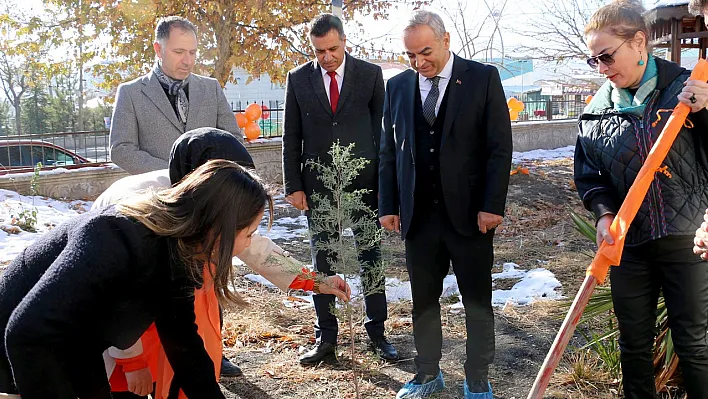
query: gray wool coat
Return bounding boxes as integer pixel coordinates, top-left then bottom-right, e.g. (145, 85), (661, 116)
(109, 71), (242, 175)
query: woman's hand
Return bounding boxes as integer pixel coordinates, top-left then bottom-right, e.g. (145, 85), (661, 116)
(596, 214), (615, 247)
(693, 208), (708, 261)
(125, 367), (153, 396)
(679, 80), (708, 113)
(319, 275), (352, 302)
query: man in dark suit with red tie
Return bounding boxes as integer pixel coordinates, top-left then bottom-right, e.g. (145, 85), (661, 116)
(379, 10), (512, 399)
(282, 13), (397, 365)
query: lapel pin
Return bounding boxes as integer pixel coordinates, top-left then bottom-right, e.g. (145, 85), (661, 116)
(456, 79), (462, 85)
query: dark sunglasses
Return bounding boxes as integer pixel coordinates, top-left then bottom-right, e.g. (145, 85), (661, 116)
(586, 39), (630, 69)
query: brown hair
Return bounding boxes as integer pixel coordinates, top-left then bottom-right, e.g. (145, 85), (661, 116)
(585, 0), (649, 48)
(118, 159), (274, 306)
(689, 0), (708, 16)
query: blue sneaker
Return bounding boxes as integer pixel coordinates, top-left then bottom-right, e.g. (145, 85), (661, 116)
(463, 380), (493, 399)
(396, 371), (445, 399)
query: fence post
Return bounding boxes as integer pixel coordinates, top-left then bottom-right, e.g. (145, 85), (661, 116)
(546, 99), (553, 121)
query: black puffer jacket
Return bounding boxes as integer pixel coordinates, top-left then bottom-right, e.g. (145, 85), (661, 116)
(575, 57), (708, 246)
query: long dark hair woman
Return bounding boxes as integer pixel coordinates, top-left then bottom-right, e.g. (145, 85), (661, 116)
(0, 159), (272, 399)
(575, 0), (708, 398)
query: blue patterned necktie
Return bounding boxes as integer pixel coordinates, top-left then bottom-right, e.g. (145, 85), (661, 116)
(423, 76), (441, 126)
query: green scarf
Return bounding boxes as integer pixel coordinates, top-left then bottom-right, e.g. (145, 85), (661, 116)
(610, 54), (658, 115)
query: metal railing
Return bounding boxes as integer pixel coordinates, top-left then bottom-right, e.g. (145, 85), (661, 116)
(515, 99), (586, 122)
(0, 98), (586, 174)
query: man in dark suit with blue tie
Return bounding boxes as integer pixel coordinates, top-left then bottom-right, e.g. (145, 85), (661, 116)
(378, 10), (512, 399)
(282, 13), (397, 365)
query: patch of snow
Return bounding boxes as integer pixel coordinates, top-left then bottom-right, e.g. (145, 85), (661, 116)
(245, 137), (283, 144)
(492, 268), (563, 306)
(512, 146), (575, 163)
(245, 274), (277, 289)
(0, 189), (93, 262)
(0, 164), (120, 180)
(243, 261), (562, 309)
(493, 262), (527, 279)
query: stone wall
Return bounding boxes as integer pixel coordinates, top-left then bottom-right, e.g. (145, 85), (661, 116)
(0, 121), (578, 199)
(511, 120), (578, 152)
(248, 140), (283, 186)
(0, 167), (129, 199)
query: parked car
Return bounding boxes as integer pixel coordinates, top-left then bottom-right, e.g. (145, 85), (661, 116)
(0, 140), (90, 172)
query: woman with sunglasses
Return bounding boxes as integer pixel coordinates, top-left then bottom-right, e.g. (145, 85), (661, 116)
(575, 0), (708, 398)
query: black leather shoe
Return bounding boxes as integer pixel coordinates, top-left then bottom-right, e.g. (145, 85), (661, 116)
(299, 341), (336, 364)
(370, 337), (399, 361)
(220, 356), (243, 377)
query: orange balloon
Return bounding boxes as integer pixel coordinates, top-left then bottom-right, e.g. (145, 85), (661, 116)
(585, 95), (594, 104)
(245, 103), (262, 122)
(509, 110), (519, 121)
(508, 97), (524, 112)
(235, 112), (248, 128)
(244, 121), (261, 140)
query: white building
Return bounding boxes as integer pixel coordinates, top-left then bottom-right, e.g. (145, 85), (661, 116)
(223, 68), (285, 112)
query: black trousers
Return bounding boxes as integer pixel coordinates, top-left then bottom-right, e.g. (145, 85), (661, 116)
(611, 235), (708, 399)
(306, 191), (387, 344)
(405, 206), (495, 381)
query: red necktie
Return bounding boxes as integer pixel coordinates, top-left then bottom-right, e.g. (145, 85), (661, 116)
(328, 71), (339, 112)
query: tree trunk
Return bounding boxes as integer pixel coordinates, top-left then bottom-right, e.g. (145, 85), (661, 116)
(211, 8), (236, 88)
(13, 100), (21, 136)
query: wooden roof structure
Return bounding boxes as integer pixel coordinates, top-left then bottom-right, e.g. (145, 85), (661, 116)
(646, 0), (707, 65)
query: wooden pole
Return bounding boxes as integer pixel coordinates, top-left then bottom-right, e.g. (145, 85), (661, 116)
(526, 275), (597, 399)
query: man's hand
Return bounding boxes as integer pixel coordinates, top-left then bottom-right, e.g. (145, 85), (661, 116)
(379, 215), (400, 233)
(477, 211), (503, 234)
(320, 275), (352, 302)
(694, 208), (708, 260)
(596, 214), (615, 247)
(285, 191), (309, 211)
(125, 367), (153, 396)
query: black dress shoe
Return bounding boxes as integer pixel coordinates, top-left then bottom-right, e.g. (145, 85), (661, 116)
(299, 341), (336, 364)
(370, 337), (399, 361)
(220, 356), (243, 377)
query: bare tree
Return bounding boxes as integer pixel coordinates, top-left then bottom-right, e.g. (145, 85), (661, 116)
(438, 0), (508, 61)
(0, 54), (29, 136)
(514, 0), (604, 64)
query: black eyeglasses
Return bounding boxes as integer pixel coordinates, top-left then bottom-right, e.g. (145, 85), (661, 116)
(586, 39), (630, 69)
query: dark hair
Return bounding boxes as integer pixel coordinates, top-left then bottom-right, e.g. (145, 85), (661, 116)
(119, 159), (273, 306)
(309, 13), (345, 39)
(155, 16), (198, 44)
(585, 0), (649, 48)
(689, 0), (708, 16)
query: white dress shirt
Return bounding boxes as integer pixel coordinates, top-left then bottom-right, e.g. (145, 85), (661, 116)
(320, 55), (346, 101)
(419, 51), (454, 116)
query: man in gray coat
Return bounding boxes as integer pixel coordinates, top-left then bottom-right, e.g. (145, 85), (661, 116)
(109, 16), (242, 175)
(282, 13), (397, 365)
(109, 18), (244, 376)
